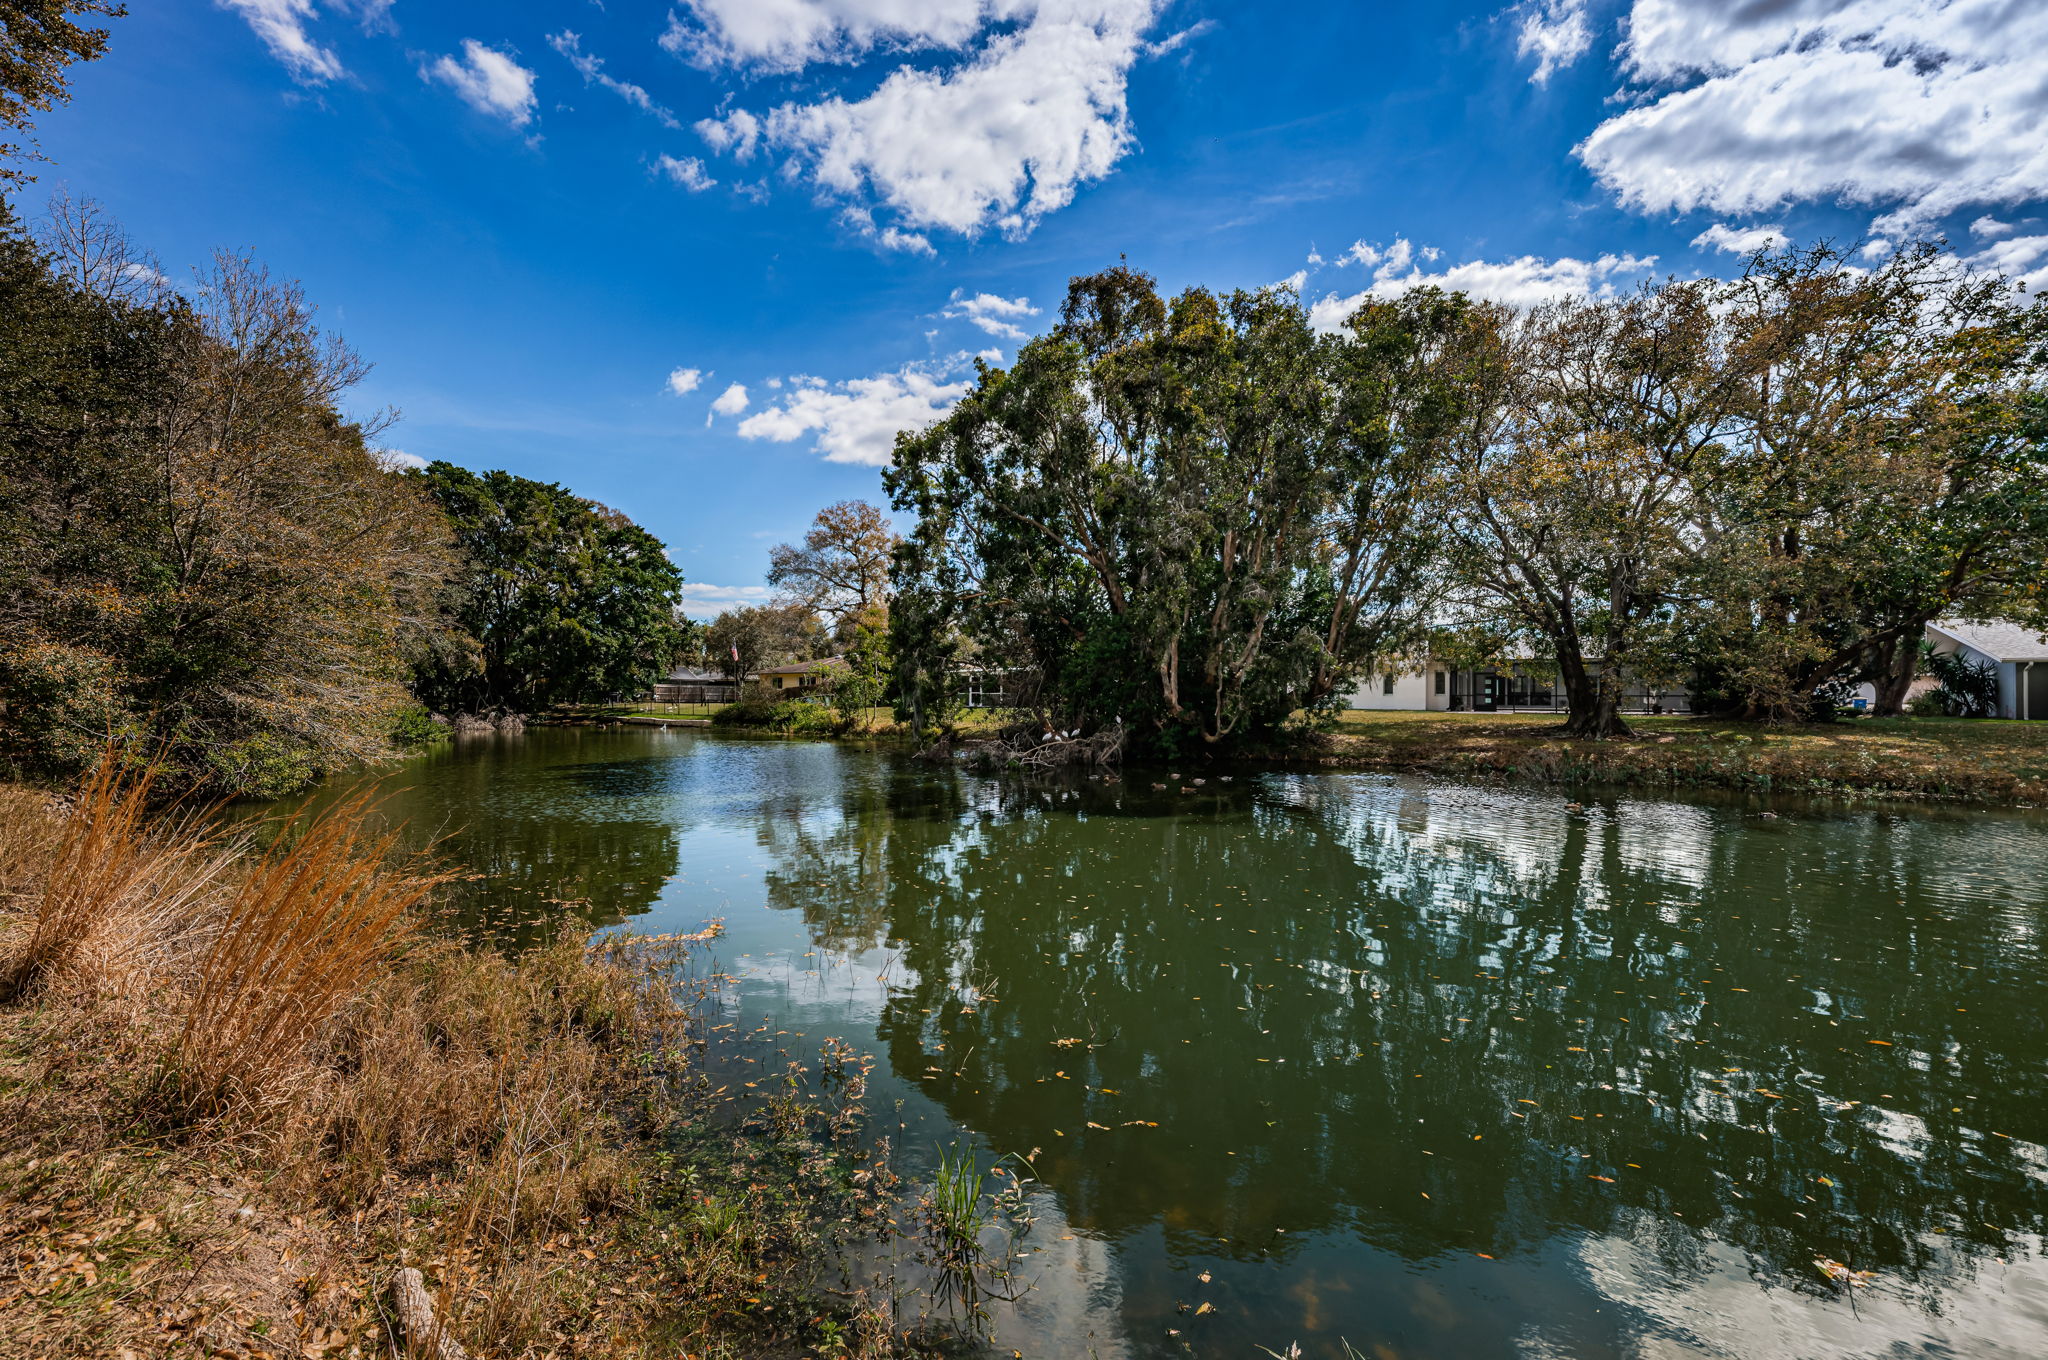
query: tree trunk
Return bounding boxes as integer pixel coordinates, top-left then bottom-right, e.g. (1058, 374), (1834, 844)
(1559, 658), (1631, 739)
(1871, 632), (1923, 716)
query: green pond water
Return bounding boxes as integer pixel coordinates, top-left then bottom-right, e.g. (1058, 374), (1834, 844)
(283, 726), (2048, 1359)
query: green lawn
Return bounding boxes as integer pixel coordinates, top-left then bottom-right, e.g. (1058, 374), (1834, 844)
(1318, 709), (2048, 803)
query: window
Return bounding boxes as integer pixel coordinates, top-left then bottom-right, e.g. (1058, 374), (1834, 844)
(1383, 674), (1396, 696)
(1435, 670), (1446, 695)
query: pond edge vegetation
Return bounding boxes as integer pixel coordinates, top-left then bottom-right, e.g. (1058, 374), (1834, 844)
(0, 756), (1018, 1360)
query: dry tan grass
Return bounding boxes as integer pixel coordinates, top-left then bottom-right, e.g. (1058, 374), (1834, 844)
(0, 755), (235, 1007)
(0, 762), (911, 1360)
(176, 791), (447, 1118)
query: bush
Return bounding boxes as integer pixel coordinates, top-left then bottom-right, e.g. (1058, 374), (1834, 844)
(1907, 690), (1948, 717)
(711, 697), (844, 735)
(388, 702), (444, 748)
(1924, 650), (2001, 717)
(202, 732), (320, 800)
(0, 638), (138, 784)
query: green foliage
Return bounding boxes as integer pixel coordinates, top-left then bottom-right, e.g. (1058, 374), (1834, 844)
(1682, 244), (2048, 721)
(408, 463), (686, 715)
(1907, 689), (1949, 718)
(202, 731), (319, 801)
(886, 266), (1457, 752)
(0, 634), (134, 775)
(711, 697), (843, 735)
(1433, 242), (2048, 734)
(0, 198), (456, 796)
(1924, 649), (2002, 718)
(828, 607), (892, 721)
(703, 603), (829, 684)
(0, 1), (123, 185)
(387, 703), (443, 748)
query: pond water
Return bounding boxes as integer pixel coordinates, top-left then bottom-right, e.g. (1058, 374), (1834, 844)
(286, 726), (2048, 1359)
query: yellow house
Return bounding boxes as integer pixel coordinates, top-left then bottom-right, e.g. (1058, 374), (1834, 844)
(756, 660), (837, 693)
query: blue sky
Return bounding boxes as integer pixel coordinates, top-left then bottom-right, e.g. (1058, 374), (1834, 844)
(28, 0), (2048, 616)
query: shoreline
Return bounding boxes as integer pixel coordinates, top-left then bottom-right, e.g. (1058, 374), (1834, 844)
(573, 706), (2048, 809)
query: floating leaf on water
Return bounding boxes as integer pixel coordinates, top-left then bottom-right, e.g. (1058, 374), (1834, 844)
(1815, 1257), (1876, 1287)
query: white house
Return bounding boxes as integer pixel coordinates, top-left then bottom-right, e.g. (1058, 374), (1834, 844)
(1925, 619), (2048, 720)
(1342, 658), (1690, 715)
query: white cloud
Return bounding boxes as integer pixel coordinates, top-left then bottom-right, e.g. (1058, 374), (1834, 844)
(1689, 222), (1789, 255)
(943, 290), (1040, 340)
(1307, 238), (1658, 332)
(426, 40), (538, 129)
(1578, 0), (2048, 234)
(1515, 0), (1591, 86)
(1972, 216), (2017, 240)
(696, 108), (762, 159)
(710, 382), (751, 416)
(737, 361), (971, 465)
(217, 0), (343, 83)
(1970, 233), (2048, 294)
(656, 154), (716, 190)
(678, 582), (774, 616)
(335, 0), (394, 34)
(662, 0), (994, 73)
(667, 367), (704, 395)
(875, 226), (935, 255)
(682, 1), (1166, 241)
(1269, 269), (1308, 293)
(376, 448), (429, 471)
(549, 31), (683, 130)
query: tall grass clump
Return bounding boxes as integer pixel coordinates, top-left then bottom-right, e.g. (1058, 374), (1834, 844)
(0, 754), (224, 1003)
(174, 792), (445, 1117)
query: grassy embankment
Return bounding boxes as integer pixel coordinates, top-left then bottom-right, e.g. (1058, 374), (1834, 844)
(1312, 710), (2048, 804)
(0, 760), (930, 1360)
(582, 702), (2048, 803)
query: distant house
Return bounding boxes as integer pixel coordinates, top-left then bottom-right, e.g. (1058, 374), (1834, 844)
(954, 665), (1029, 709)
(1925, 619), (2048, 720)
(651, 665), (737, 704)
(1344, 657), (1690, 715)
(756, 659), (840, 695)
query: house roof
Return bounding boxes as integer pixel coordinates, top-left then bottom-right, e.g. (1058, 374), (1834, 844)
(1929, 619), (2048, 662)
(663, 666), (728, 682)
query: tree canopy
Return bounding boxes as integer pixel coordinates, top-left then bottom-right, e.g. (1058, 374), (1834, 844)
(408, 463), (688, 714)
(1432, 244), (2048, 734)
(887, 250), (2048, 745)
(886, 265), (1466, 749)
(0, 1), (123, 185)
(766, 499), (896, 635)
(0, 198), (453, 794)
(705, 603), (831, 683)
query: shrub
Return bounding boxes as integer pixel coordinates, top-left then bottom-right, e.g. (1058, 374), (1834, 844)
(388, 702), (444, 748)
(1925, 650), (2001, 718)
(0, 638), (138, 784)
(712, 697), (844, 735)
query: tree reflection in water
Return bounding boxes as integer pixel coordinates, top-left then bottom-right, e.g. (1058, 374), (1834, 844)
(269, 732), (2048, 1356)
(254, 728), (689, 947)
(757, 765), (2048, 1354)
